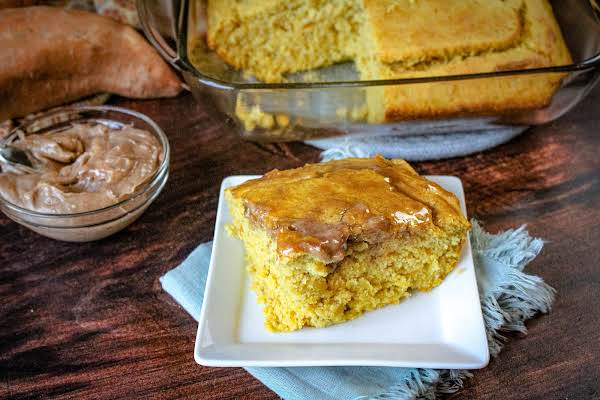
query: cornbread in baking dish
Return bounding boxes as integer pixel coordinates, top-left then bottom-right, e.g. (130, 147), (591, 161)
(206, 0), (364, 83)
(205, 0), (571, 122)
(225, 156), (470, 332)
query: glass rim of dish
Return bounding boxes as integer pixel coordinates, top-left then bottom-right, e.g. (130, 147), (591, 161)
(138, 0), (600, 91)
(0, 105), (170, 219)
(8, 166), (168, 230)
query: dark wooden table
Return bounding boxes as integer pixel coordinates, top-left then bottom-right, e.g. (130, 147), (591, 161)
(1, 86), (599, 400)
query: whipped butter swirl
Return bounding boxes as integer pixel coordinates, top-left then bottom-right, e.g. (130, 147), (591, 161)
(0, 123), (162, 214)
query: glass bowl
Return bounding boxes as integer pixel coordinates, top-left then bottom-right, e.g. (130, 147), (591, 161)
(0, 106), (170, 242)
(139, 0), (600, 142)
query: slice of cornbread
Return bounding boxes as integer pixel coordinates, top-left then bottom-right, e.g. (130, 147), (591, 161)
(204, 0), (571, 122)
(225, 156), (470, 332)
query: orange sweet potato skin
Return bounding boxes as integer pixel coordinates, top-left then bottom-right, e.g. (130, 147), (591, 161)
(0, 6), (182, 120)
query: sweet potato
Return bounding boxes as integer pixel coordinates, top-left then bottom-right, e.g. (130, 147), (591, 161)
(0, 6), (182, 120)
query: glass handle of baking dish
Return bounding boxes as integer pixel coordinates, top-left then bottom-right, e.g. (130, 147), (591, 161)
(137, 0), (183, 72)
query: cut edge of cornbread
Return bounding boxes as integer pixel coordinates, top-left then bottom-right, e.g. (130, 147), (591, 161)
(225, 174), (470, 333)
(206, 0), (364, 83)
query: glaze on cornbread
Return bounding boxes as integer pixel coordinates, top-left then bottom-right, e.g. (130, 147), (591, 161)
(204, 0), (571, 122)
(225, 157), (470, 332)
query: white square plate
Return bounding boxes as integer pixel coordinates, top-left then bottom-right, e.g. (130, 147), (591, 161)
(195, 175), (489, 368)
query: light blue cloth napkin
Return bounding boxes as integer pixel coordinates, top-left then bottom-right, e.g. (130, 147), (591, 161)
(160, 220), (555, 400)
(306, 127), (526, 161)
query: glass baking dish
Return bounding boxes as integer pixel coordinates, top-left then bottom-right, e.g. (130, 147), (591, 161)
(138, 0), (600, 142)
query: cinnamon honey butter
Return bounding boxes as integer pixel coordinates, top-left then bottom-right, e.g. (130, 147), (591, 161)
(0, 123), (162, 213)
(229, 156), (464, 263)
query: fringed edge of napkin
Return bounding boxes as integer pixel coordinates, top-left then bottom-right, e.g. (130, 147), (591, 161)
(358, 220), (555, 400)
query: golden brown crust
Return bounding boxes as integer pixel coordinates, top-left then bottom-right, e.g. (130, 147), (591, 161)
(381, 74), (562, 122)
(362, 0), (524, 64)
(363, 0), (572, 122)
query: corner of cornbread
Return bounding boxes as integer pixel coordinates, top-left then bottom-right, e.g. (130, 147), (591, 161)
(225, 156), (470, 332)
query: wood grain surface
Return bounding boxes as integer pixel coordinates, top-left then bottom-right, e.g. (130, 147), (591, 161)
(1, 86), (599, 400)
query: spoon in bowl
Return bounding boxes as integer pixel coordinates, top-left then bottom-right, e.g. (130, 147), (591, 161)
(0, 139), (38, 174)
